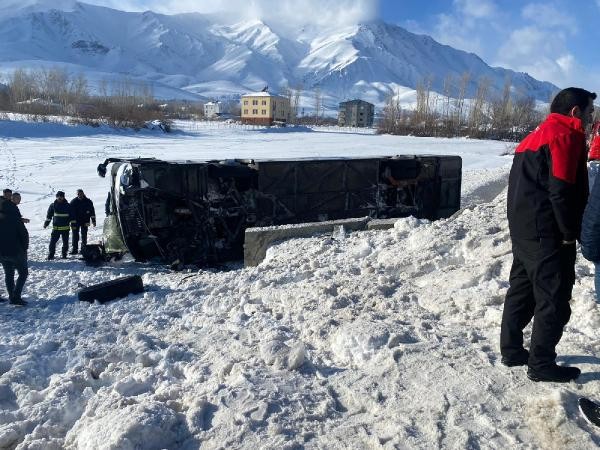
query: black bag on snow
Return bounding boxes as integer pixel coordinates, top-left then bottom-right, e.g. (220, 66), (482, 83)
(78, 275), (144, 303)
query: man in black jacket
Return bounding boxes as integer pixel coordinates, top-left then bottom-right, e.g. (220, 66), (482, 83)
(501, 87), (596, 383)
(11, 192), (30, 223)
(0, 195), (29, 306)
(69, 189), (96, 254)
(44, 191), (73, 259)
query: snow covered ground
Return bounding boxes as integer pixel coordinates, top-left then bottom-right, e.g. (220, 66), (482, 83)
(0, 119), (599, 449)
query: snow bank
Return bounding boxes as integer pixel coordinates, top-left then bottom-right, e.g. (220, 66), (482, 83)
(0, 125), (598, 449)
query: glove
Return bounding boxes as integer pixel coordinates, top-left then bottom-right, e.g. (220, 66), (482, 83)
(43, 220), (50, 229)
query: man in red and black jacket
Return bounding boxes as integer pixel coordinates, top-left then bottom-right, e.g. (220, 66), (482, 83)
(501, 87), (595, 383)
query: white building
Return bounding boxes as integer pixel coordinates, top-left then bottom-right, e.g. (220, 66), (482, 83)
(204, 101), (221, 118)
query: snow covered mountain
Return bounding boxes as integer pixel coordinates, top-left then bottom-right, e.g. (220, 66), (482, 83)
(0, 1), (558, 106)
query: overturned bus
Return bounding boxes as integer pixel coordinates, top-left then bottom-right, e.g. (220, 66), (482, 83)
(88, 155), (462, 267)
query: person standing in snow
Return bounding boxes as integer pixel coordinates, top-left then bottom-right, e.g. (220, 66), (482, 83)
(11, 192), (30, 224)
(580, 123), (600, 303)
(69, 189), (96, 254)
(44, 191), (73, 260)
(588, 121), (600, 189)
(501, 87), (595, 383)
(580, 130), (600, 304)
(0, 193), (29, 306)
(3, 188), (12, 201)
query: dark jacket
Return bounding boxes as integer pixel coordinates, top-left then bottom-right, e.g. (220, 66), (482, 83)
(581, 171), (600, 261)
(507, 113), (589, 242)
(45, 200), (73, 231)
(0, 197), (28, 257)
(69, 196), (96, 226)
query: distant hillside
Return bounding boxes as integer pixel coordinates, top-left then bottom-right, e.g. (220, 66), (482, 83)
(0, 1), (559, 107)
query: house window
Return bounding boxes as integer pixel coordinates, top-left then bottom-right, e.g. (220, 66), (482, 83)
(261, 109), (267, 115)
(243, 109), (248, 114)
(262, 100), (267, 105)
(252, 109), (258, 114)
(244, 100), (248, 105)
(252, 100), (258, 105)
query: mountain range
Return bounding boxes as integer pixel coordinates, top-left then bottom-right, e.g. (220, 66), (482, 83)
(0, 1), (559, 108)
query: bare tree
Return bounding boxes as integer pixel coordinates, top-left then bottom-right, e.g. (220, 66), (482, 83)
(413, 76), (433, 135)
(511, 96), (540, 139)
(69, 72), (88, 106)
(468, 77), (491, 138)
(313, 86), (322, 125)
(378, 90), (403, 134)
(292, 83), (302, 123)
(99, 78), (109, 99)
(9, 69), (37, 106)
(489, 75), (513, 139)
(440, 74), (454, 136)
(452, 72), (470, 135)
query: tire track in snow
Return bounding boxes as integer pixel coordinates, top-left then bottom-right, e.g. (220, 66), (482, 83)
(461, 167), (510, 208)
(0, 139), (18, 188)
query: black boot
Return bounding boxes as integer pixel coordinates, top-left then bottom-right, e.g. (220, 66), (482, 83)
(47, 254), (54, 260)
(9, 296), (28, 306)
(70, 248), (78, 255)
(527, 364), (581, 382)
(501, 349), (530, 367)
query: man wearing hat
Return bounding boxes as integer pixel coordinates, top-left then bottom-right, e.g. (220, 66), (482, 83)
(69, 189), (96, 254)
(0, 188), (28, 305)
(44, 191), (74, 259)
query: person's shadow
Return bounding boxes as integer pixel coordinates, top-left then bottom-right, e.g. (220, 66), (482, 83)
(558, 355), (600, 383)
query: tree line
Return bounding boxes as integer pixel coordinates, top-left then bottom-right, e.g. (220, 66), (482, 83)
(378, 74), (549, 141)
(0, 68), (558, 139)
(0, 68), (174, 130)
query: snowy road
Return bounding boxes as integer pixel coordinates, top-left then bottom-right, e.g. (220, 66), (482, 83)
(0, 120), (599, 449)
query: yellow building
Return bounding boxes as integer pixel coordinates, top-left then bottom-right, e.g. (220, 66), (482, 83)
(241, 92), (290, 125)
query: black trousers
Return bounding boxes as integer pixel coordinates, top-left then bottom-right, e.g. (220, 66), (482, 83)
(49, 230), (69, 258)
(71, 225), (88, 251)
(0, 253), (28, 300)
(500, 237), (576, 370)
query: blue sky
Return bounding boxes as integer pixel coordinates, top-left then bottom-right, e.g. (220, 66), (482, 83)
(379, 0), (600, 94)
(78, 0), (600, 94)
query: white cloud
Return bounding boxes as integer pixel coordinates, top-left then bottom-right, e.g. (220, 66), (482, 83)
(432, 13), (484, 55)
(556, 54), (575, 74)
(408, 0), (598, 94)
(429, 0), (500, 56)
(521, 3), (576, 33)
(402, 19), (426, 35)
(454, 0), (497, 19)
(495, 26), (572, 84)
(426, 0), (592, 91)
(490, 1), (584, 89)
(82, 0), (377, 27)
